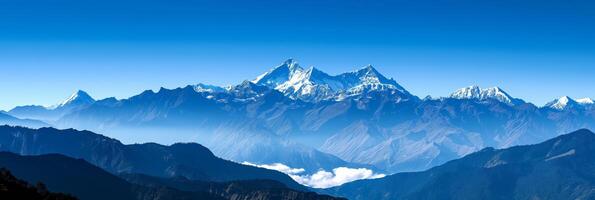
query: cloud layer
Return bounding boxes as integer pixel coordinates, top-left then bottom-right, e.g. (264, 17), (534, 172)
(242, 162), (385, 188)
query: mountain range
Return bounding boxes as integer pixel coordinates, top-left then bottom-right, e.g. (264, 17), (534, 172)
(4, 59), (595, 174)
(0, 112), (48, 128)
(322, 129), (595, 200)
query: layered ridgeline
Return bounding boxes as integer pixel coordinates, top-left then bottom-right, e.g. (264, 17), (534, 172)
(323, 129), (595, 200)
(7, 59), (595, 174)
(0, 151), (344, 200)
(8, 90), (95, 122)
(0, 125), (304, 191)
(0, 112), (48, 128)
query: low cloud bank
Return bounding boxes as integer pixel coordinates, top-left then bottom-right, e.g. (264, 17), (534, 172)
(242, 162), (385, 188)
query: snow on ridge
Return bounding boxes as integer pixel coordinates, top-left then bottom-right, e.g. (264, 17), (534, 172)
(576, 98), (594, 105)
(545, 96), (594, 110)
(252, 59), (411, 102)
(449, 85), (521, 105)
(51, 90), (95, 109)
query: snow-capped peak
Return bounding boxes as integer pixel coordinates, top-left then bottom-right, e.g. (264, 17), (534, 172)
(576, 98), (594, 105)
(252, 59), (412, 102)
(53, 90), (95, 109)
(344, 65), (394, 85)
(545, 96), (594, 110)
(450, 86), (523, 105)
(545, 96), (578, 110)
(252, 59), (304, 88)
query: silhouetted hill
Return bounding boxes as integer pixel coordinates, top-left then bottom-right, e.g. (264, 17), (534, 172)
(0, 167), (76, 200)
(0, 152), (343, 200)
(0, 125), (304, 191)
(0, 152), (139, 200)
(123, 173), (346, 200)
(324, 129), (595, 200)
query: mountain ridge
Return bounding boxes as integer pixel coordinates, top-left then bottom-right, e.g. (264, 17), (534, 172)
(0, 125), (306, 191)
(322, 129), (595, 200)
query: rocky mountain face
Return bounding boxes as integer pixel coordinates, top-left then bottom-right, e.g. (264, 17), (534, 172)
(7, 59), (595, 174)
(323, 129), (595, 200)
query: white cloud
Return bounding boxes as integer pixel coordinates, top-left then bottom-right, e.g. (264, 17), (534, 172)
(242, 162), (385, 188)
(242, 162), (306, 174)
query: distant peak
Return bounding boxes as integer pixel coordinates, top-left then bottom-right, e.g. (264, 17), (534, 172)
(545, 96), (579, 110)
(450, 86), (522, 105)
(54, 90), (95, 108)
(68, 90), (93, 100)
(576, 98), (594, 105)
(254, 60), (411, 102)
(252, 59), (304, 87)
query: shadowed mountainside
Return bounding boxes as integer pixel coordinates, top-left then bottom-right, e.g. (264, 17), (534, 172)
(323, 129), (595, 200)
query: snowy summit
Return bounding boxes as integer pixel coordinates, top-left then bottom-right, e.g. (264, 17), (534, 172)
(449, 86), (524, 105)
(252, 59), (411, 102)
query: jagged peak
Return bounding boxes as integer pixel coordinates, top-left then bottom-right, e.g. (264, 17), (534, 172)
(252, 60), (411, 102)
(340, 65), (399, 86)
(252, 59), (304, 87)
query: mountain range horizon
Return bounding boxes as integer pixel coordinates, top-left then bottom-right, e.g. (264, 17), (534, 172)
(3, 1), (595, 199)
(3, 58), (594, 180)
(4, 59), (593, 111)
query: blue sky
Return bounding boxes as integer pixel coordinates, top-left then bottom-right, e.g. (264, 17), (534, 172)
(1, 0), (594, 110)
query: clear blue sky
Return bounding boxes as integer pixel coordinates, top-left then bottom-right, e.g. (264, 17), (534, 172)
(1, 0), (594, 110)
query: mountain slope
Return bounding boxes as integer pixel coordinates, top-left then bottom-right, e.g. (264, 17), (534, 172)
(0, 152), (139, 200)
(323, 129), (595, 200)
(0, 125), (305, 191)
(122, 173), (345, 200)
